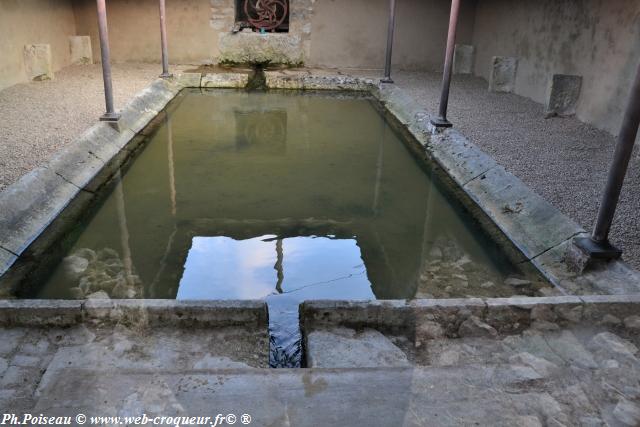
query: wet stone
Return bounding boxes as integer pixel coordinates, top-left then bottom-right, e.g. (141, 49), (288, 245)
(624, 315), (640, 330)
(458, 316), (498, 338)
(306, 327), (410, 368)
(613, 399), (640, 426)
(588, 332), (638, 359)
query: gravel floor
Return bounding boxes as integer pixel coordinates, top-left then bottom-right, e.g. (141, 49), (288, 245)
(394, 71), (640, 270)
(0, 65), (637, 269)
(0, 63), (175, 193)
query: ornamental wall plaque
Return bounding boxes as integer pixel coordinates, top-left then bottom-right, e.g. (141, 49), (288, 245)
(243, 0), (289, 31)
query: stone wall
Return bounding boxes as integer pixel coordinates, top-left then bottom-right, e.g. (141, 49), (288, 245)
(69, 0), (476, 70)
(472, 0), (640, 137)
(72, 0), (217, 64)
(309, 0), (477, 71)
(0, 0), (77, 91)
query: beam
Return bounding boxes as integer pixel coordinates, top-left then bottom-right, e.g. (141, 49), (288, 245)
(381, 0), (397, 84)
(431, 0), (461, 129)
(96, 0), (120, 122)
(158, 0), (172, 78)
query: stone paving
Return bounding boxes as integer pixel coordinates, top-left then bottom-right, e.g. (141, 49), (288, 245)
(306, 316), (640, 426)
(0, 322), (268, 413)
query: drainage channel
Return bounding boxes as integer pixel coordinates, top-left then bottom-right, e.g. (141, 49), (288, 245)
(267, 296), (303, 368)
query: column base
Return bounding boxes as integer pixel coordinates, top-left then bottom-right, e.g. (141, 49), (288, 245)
(160, 72), (173, 79)
(380, 77), (394, 84)
(573, 237), (622, 260)
(430, 117), (453, 128)
(99, 112), (121, 132)
(566, 236), (622, 274)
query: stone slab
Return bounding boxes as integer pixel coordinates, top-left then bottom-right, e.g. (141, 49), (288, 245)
(489, 56), (518, 93)
(305, 327), (410, 368)
(0, 248), (17, 283)
(33, 366), (605, 426)
(428, 129), (498, 186)
(83, 299), (268, 328)
(0, 300), (82, 326)
(23, 44), (53, 81)
(201, 73), (249, 88)
(219, 32), (304, 65)
(545, 74), (582, 118)
(118, 79), (179, 134)
(453, 44), (475, 74)
(0, 167), (80, 256)
(463, 165), (585, 261)
(69, 36), (92, 65)
(265, 71), (374, 91)
(175, 72), (202, 88)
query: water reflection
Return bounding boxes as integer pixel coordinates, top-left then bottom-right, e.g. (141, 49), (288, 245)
(177, 235), (373, 301)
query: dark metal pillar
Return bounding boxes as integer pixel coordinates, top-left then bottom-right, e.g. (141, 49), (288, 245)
(96, 0), (119, 122)
(431, 0), (461, 128)
(574, 60), (640, 260)
(158, 0), (172, 78)
(381, 0), (397, 84)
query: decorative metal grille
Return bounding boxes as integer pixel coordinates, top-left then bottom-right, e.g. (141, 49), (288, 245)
(238, 0), (289, 32)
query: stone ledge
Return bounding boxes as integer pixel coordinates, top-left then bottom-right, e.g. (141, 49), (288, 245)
(265, 71), (375, 91)
(0, 167), (81, 261)
(0, 299), (268, 328)
(301, 296), (640, 338)
(0, 300), (82, 326)
(82, 299), (268, 328)
(175, 72), (202, 88)
(201, 73), (249, 88)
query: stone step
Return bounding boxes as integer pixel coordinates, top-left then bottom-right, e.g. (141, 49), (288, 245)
(34, 365), (596, 426)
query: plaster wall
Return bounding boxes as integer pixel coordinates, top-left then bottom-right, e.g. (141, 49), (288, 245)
(472, 0), (640, 136)
(72, 0), (217, 64)
(309, 0), (477, 71)
(0, 0), (77, 91)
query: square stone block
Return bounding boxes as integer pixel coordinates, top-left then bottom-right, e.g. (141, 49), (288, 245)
(489, 56), (518, 93)
(23, 44), (54, 81)
(69, 36), (93, 65)
(544, 74), (582, 118)
(453, 44), (475, 74)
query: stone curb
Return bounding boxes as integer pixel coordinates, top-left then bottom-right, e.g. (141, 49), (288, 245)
(0, 299), (268, 327)
(83, 299), (268, 327)
(369, 83), (640, 294)
(265, 71), (375, 91)
(301, 296), (640, 337)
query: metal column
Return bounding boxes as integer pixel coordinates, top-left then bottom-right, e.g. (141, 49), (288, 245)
(431, 0), (461, 128)
(96, 0), (119, 122)
(158, 0), (172, 78)
(381, 0), (397, 84)
(574, 60), (640, 260)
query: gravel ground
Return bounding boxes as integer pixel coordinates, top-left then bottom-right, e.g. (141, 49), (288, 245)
(0, 65), (637, 269)
(394, 71), (640, 270)
(0, 63), (175, 193)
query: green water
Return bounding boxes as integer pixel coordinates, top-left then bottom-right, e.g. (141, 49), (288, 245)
(31, 89), (547, 303)
(9, 89), (551, 366)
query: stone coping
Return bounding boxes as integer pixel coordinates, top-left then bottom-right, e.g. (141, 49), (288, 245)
(301, 296), (640, 337)
(0, 69), (638, 298)
(0, 299), (267, 327)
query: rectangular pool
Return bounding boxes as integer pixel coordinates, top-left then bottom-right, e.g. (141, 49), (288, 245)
(1, 89), (549, 366)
